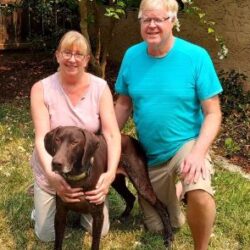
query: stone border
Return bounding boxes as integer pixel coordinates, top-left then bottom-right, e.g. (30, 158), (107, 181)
(213, 155), (250, 180)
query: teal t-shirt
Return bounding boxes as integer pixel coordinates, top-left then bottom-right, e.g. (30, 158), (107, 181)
(115, 37), (223, 167)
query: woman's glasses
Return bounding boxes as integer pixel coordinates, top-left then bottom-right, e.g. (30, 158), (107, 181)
(61, 51), (85, 61)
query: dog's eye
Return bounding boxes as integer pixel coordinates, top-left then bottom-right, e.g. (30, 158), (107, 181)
(71, 140), (79, 146)
(55, 137), (61, 143)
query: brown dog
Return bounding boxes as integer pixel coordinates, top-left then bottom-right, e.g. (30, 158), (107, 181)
(44, 126), (173, 250)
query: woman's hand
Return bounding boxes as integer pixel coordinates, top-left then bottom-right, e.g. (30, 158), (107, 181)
(48, 172), (84, 203)
(84, 171), (116, 204)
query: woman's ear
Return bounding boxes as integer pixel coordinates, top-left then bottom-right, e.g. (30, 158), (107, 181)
(83, 55), (91, 68)
(55, 50), (60, 64)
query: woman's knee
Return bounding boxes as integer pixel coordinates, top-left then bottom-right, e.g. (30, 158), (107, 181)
(100, 221), (110, 237)
(84, 219), (110, 237)
(35, 222), (55, 242)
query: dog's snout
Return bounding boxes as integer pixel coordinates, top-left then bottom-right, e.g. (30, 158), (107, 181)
(52, 159), (63, 172)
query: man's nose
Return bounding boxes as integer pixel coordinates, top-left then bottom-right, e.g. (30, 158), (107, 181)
(148, 19), (157, 27)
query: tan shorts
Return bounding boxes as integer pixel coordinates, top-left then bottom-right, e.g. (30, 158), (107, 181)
(139, 140), (215, 232)
(33, 182), (110, 242)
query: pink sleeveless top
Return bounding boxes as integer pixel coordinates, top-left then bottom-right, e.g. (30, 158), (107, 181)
(30, 72), (107, 194)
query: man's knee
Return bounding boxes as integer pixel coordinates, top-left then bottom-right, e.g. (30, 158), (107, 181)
(186, 189), (215, 208)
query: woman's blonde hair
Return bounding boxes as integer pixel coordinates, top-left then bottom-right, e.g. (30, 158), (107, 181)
(138, 0), (178, 19)
(57, 30), (90, 55)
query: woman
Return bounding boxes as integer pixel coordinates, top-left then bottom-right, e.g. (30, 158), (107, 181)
(30, 30), (121, 241)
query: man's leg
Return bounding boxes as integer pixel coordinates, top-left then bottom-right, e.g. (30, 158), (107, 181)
(186, 190), (216, 250)
(138, 162), (185, 232)
(177, 140), (216, 250)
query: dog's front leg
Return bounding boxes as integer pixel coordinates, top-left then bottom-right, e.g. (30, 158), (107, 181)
(54, 198), (68, 250)
(91, 206), (104, 250)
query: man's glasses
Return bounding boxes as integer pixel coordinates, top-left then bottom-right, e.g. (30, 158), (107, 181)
(61, 51), (85, 61)
(139, 17), (171, 25)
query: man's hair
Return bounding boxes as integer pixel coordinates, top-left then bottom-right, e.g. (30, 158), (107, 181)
(57, 30), (90, 55)
(138, 0), (179, 20)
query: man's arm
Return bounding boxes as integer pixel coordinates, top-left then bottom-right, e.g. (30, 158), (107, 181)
(181, 95), (222, 184)
(114, 95), (133, 130)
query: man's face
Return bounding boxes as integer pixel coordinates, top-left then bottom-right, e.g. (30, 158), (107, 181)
(140, 9), (174, 52)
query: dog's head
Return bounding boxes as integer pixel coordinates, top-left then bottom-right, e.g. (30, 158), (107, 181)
(44, 126), (99, 179)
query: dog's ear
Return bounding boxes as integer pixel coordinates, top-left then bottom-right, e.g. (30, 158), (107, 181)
(81, 130), (99, 167)
(44, 127), (61, 156)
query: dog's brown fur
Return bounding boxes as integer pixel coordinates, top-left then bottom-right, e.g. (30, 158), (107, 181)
(44, 126), (173, 250)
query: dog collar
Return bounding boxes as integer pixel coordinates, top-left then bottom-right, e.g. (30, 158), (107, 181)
(62, 157), (94, 181)
(63, 171), (87, 181)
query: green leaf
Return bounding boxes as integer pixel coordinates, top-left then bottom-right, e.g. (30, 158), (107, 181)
(208, 27), (215, 33)
(117, 1), (126, 8)
(116, 9), (125, 15)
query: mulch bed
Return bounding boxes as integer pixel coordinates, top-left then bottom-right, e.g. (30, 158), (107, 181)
(0, 50), (56, 102)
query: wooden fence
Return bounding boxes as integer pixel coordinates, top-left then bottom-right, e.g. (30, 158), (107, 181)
(0, 0), (79, 49)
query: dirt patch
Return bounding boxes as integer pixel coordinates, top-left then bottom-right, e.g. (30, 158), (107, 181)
(0, 51), (57, 102)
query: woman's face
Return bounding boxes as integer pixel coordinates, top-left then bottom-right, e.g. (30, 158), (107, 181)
(56, 44), (90, 77)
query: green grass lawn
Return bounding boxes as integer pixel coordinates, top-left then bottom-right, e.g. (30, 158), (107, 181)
(0, 99), (249, 250)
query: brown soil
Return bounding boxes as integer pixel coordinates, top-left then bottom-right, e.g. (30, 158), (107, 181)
(226, 155), (249, 174)
(0, 51), (57, 102)
(0, 51), (249, 173)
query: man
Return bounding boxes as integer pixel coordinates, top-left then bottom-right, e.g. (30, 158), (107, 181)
(114, 0), (222, 249)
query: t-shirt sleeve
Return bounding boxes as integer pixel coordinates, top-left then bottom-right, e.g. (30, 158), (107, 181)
(196, 49), (223, 101)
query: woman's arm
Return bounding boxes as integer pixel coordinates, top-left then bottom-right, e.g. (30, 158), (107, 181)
(100, 86), (122, 179)
(85, 86), (121, 204)
(30, 81), (83, 202)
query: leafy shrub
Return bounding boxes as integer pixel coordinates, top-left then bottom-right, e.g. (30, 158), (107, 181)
(219, 70), (249, 117)
(217, 70), (249, 158)
(224, 137), (240, 156)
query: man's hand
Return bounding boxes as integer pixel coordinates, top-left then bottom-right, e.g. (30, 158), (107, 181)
(180, 152), (209, 184)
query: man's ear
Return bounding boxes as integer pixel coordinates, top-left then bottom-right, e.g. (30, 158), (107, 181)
(81, 130), (99, 167)
(44, 126), (61, 156)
